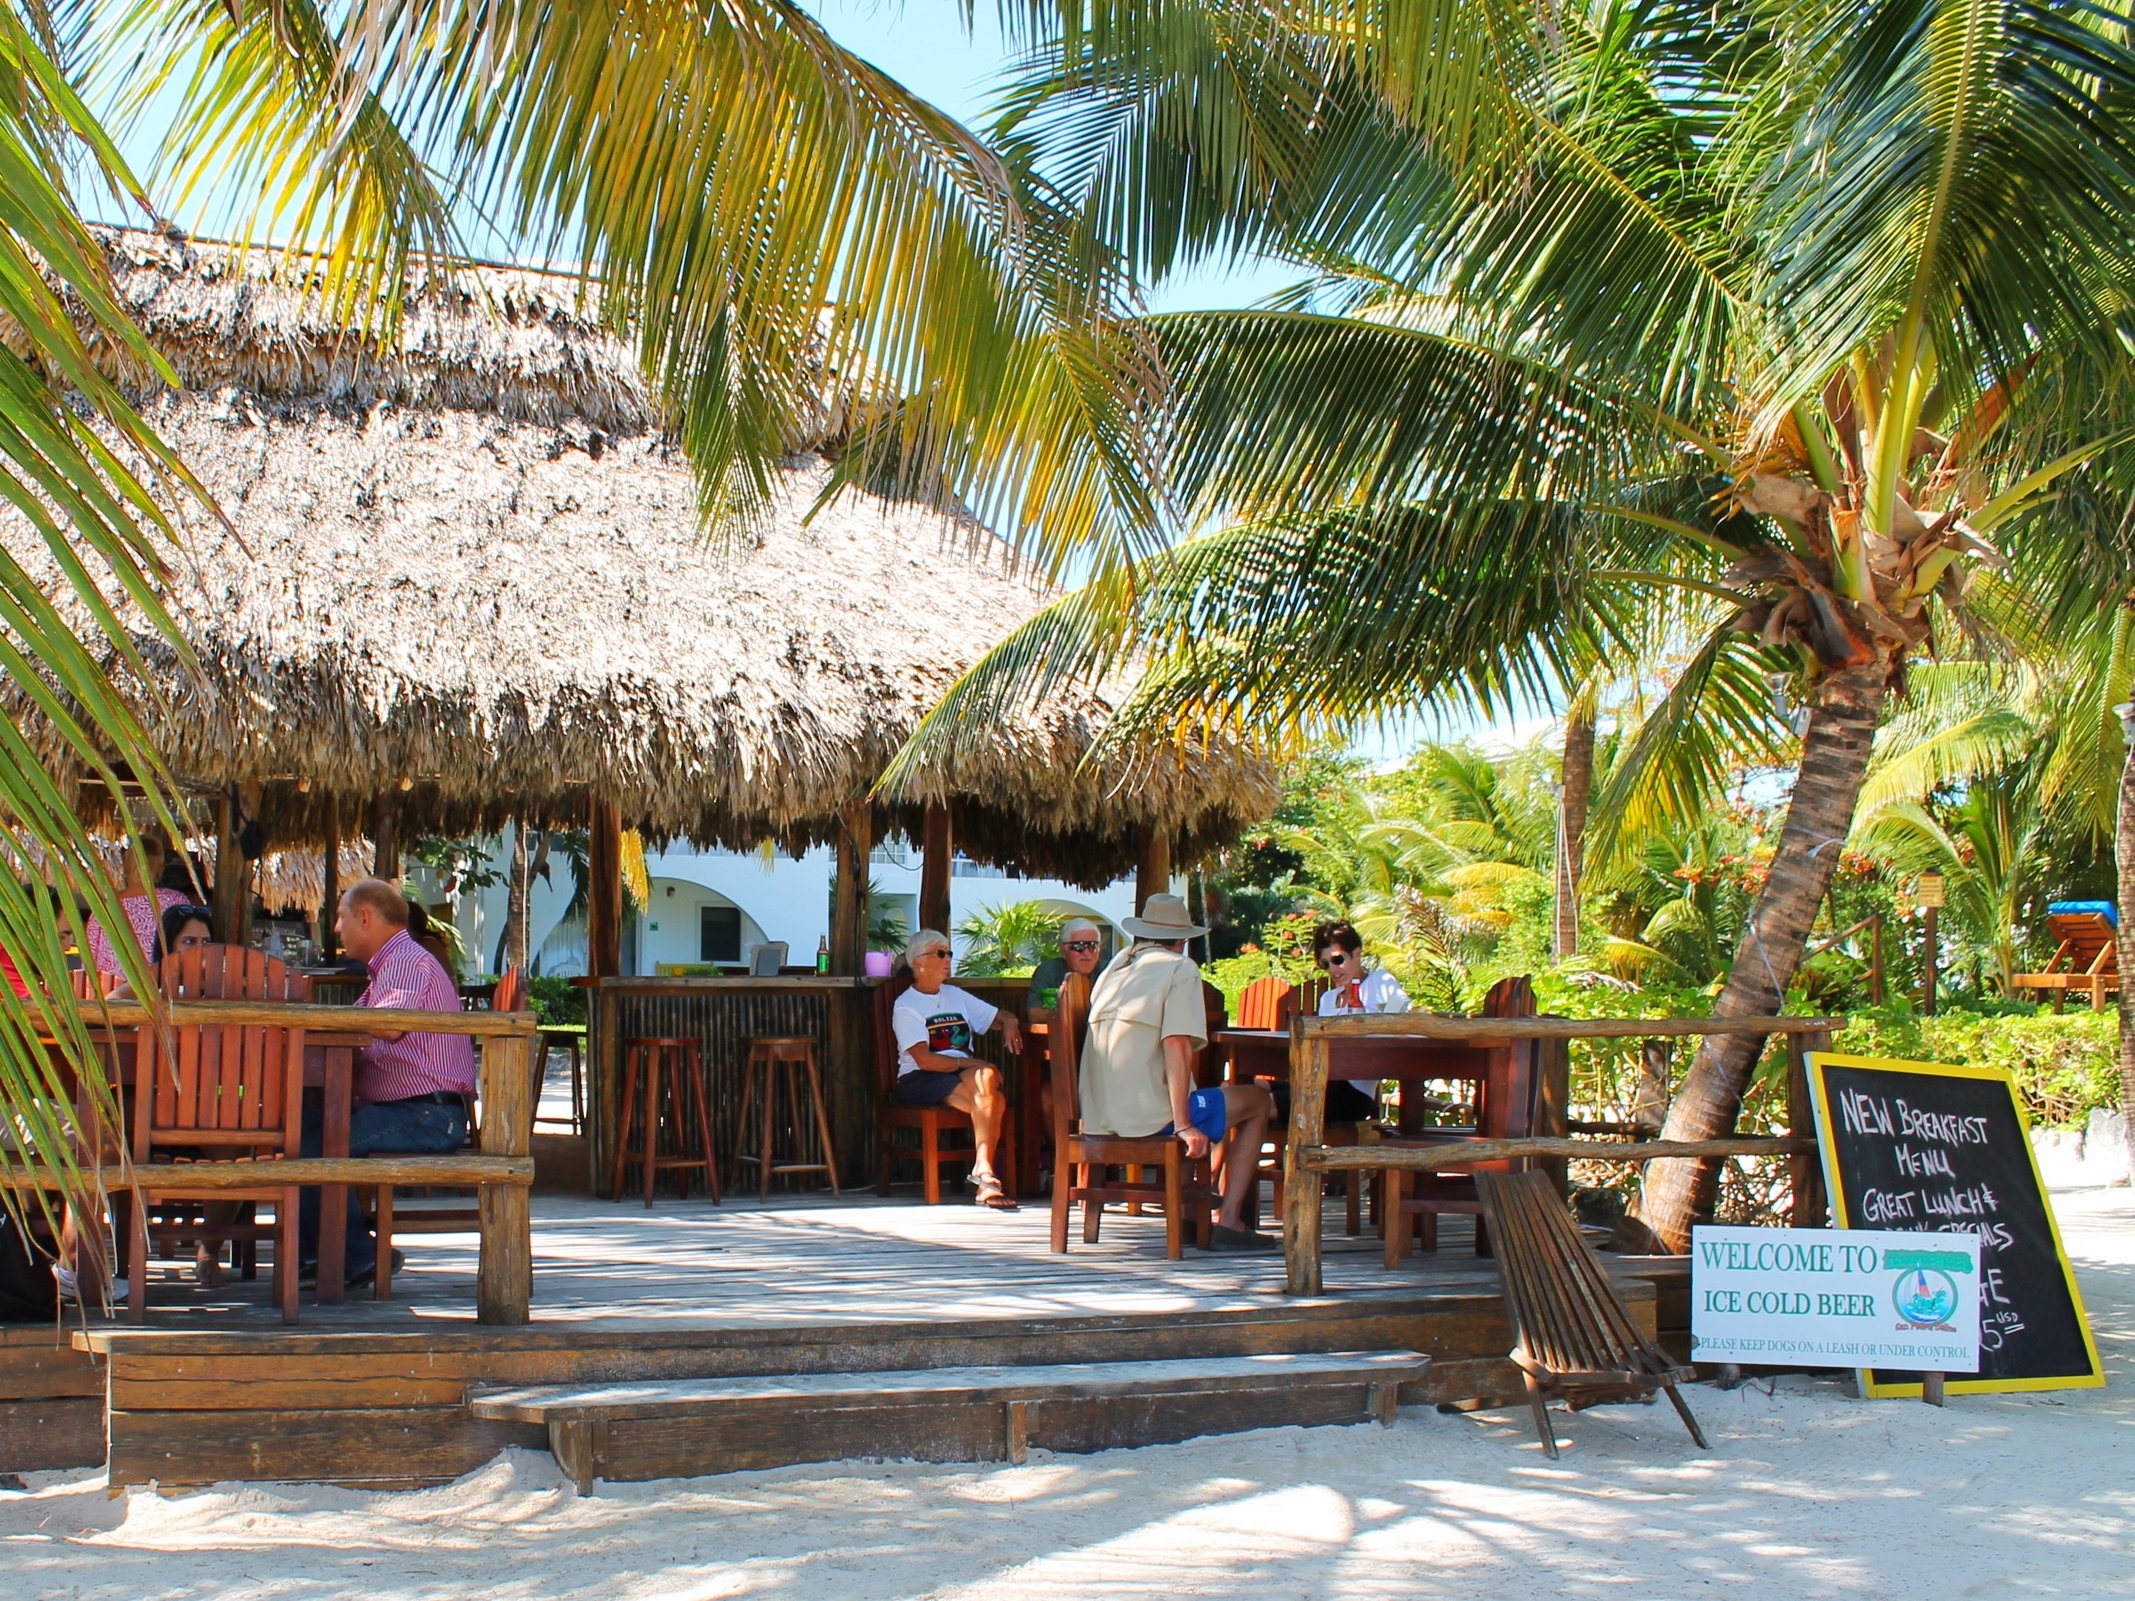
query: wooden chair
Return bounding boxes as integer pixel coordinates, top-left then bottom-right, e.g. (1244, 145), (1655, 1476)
(1477, 1167), (1709, 1460)
(369, 967), (524, 1297)
(873, 977), (1017, 1203)
(2011, 905), (2118, 1011)
(1377, 975), (1539, 1262)
(1048, 972), (1217, 1260)
(126, 949), (308, 1322)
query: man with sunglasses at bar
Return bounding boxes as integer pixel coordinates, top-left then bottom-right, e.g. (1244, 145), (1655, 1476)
(1025, 917), (1106, 1022)
(1314, 919), (1411, 1123)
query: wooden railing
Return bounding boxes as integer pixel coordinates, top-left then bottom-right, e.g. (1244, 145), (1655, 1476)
(1282, 1013), (1839, 1296)
(9, 998), (539, 1325)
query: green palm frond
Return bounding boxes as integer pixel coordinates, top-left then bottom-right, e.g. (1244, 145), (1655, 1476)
(0, 7), (217, 1246)
(84, 0), (1165, 555)
(1585, 625), (1794, 867)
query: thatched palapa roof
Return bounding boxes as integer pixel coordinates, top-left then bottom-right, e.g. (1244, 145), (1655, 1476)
(20, 231), (1274, 886)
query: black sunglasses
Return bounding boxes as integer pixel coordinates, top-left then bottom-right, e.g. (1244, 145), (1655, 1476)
(1063, 940), (1101, 953)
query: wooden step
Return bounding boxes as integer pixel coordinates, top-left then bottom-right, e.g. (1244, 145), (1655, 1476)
(472, 1350), (1431, 1487)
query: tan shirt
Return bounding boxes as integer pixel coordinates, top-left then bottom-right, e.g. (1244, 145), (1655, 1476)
(1078, 947), (1207, 1137)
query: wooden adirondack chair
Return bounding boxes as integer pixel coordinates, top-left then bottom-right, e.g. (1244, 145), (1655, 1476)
(127, 947), (308, 1321)
(2011, 906), (2119, 1011)
(1048, 971), (1218, 1259)
(1477, 1167), (1708, 1459)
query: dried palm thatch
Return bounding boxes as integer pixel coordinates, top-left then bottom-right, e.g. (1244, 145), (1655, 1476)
(12, 231), (1274, 888)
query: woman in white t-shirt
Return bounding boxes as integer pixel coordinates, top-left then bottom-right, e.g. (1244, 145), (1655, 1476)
(889, 928), (1023, 1209)
(1314, 918), (1410, 1123)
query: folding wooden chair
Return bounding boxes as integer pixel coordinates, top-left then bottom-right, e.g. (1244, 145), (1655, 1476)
(1048, 972), (1217, 1260)
(1476, 1167), (1709, 1459)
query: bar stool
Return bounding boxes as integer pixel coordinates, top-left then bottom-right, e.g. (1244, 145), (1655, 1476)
(736, 1037), (841, 1199)
(611, 1036), (722, 1207)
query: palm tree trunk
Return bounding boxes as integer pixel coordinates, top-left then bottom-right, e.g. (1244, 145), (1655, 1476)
(2117, 705), (2135, 1131)
(495, 824), (530, 975)
(1640, 661), (1887, 1249)
(1555, 708), (1596, 958)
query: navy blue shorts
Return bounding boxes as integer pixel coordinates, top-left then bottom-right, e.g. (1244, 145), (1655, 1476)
(894, 1068), (966, 1106)
(1158, 1086), (1229, 1143)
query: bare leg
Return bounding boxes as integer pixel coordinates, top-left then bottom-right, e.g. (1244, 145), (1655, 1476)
(944, 1064), (1008, 1182)
(1215, 1084), (1273, 1232)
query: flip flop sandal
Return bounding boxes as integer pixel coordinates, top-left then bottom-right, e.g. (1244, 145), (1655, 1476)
(974, 1176), (1019, 1211)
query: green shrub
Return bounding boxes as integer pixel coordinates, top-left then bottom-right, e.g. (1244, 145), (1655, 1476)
(1834, 1006), (2117, 1128)
(526, 974), (587, 1027)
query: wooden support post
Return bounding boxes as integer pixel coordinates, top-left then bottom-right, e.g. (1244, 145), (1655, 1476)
(918, 801), (953, 937)
(587, 798), (623, 979)
(1535, 1036), (1571, 1197)
(1134, 827), (1171, 915)
(1284, 1018), (1329, 1296)
(830, 802), (872, 976)
(211, 790), (243, 945)
(477, 1030), (534, 1325)
(1921, 905), (1939, 1016)
(370, 792), (401, 882)
(320, 794), (341, 958)
(1786, 1029), (1830, 1227)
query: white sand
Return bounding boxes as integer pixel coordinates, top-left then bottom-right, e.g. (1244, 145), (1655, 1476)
(7, 1188), (2130, 1601)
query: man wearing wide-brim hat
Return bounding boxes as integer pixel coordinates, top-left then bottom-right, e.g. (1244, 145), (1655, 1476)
(1078, 893), (1277, 1250)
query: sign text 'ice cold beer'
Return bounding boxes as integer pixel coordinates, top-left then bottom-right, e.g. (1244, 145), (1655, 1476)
(1690, 1226), (1980, 1370)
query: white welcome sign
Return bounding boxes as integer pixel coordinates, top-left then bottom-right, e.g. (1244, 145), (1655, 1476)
(1690, 1226), (1980, 1371)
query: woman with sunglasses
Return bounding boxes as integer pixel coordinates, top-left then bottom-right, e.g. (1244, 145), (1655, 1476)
(1313, 919), (1410, 1122)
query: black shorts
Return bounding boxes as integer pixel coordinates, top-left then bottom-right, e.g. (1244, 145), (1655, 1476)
(1274, 1079), (1379, 1124)
(894, 1068), (966, 1106)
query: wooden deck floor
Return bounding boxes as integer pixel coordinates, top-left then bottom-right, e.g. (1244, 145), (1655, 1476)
(104, 1185), (1503, 1332)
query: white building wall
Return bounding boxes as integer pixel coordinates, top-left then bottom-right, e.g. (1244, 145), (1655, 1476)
(443, 828), (1154, 977)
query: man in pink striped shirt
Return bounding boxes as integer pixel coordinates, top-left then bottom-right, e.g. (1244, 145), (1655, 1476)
(298, 878), (475, 1287)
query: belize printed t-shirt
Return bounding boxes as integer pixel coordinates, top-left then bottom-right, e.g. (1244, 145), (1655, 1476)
(892, 981), (1000, 1075)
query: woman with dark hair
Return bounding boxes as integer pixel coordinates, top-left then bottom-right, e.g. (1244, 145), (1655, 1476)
(156, 903), (216, 963)
(1313, 919), (1411, 1122)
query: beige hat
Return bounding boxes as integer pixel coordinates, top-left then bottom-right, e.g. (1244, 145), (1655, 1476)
(1120, 892), (1207, 941)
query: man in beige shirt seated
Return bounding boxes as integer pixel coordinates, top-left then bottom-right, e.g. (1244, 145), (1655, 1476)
(1078, 894), (1276, 1251)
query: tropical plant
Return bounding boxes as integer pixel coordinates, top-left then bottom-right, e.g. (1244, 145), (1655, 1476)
(954, 901), (1066, 976)
(896, 0), (2135, 1247)
(0, 7), (220, 1261)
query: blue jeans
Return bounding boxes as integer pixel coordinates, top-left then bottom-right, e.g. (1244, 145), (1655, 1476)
(298, 1098), (468, 1280)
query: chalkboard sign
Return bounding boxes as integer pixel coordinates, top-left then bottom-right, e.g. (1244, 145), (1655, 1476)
(1807, 1052), (2102, 1397)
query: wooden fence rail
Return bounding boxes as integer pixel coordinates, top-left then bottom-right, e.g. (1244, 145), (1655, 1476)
(27, 998), (537, 1324)
(1283, 1014), (1836, 1296)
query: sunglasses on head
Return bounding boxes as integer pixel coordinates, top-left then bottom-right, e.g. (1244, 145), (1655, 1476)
(1063, 940), (1100, 953)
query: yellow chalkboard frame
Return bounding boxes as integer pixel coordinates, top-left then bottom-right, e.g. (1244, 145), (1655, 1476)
(1807, 1050), (2104, 1397)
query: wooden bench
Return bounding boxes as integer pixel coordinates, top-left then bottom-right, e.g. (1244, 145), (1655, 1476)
(472, 1349), (1430, 1488)
(1478, 1167), (1707, 1459)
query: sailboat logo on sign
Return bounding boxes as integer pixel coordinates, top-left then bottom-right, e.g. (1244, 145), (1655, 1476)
(1887, 1247), (1967, 1333)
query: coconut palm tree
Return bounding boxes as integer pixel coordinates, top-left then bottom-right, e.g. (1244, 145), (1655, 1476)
(895, 0), (2135, 1245)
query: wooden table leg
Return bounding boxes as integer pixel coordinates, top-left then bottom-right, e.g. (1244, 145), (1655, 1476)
(1284, 1024), (1328, 1296)
(1016, 1042), (1047, 1201)
(316, 1046), (352, 1304)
